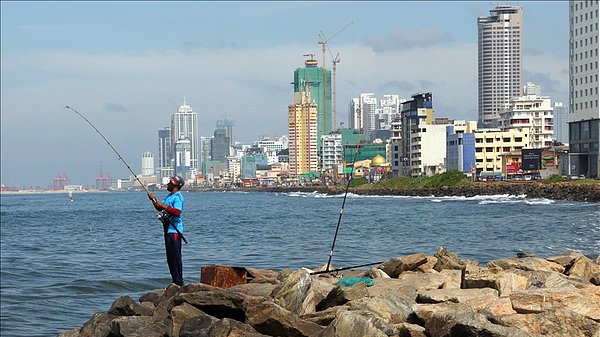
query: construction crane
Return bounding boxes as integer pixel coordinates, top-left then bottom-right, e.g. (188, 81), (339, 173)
(317, 22), (353, 134)
(331, 52), (340, 130)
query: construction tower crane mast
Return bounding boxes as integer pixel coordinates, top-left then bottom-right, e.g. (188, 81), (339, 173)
(318, 22), (353, 133)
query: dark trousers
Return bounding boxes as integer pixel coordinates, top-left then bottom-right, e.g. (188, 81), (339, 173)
(164, 233), (183, 286)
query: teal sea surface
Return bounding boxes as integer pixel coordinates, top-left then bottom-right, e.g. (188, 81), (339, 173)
(1, 191), (599, 336)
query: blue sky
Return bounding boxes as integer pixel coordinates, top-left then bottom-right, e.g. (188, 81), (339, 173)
(1, 1), (569, 187)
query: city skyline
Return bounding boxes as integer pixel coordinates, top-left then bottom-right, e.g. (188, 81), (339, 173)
(1, 2), (569, 187)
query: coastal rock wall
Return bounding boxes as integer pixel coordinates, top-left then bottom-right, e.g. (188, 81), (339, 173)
(59, 248), (600, 337)
(248, 183), (600, 203)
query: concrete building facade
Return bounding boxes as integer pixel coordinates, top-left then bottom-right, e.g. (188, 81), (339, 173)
(478, 5), (523, 128)
(500, 94), (554, 149)
(569, 0), (599, 177)
(288, 91), (319, 177)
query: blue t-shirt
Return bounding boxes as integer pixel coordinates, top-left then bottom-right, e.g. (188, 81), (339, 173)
(162, 191), (184, 234)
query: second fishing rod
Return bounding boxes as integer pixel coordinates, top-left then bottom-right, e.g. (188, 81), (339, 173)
(66, 105), (188, 244)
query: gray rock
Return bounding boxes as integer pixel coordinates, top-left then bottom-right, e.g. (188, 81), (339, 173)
(348, 289), (414, 324)
(271, 269), (316, 315)
(245, 297), (324, 337)
(319, 310), (387, 337)
(493, 308), (600, 337)
(205, 318), (269, 337)
(108, 296), (153, 317)
(425, 311), (536, 337)
(179, 311), (220, 337)
(174, 286), (247, 321)
(110, 316), (168, 337)
(171, 302), (205, 337)
(301, 305), (348, 326)
(78, 311), (117, 337)
(316, 282), (368, 311)
(57, 328), (80, 337)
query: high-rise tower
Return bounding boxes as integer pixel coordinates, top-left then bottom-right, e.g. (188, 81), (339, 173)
(288, 90), (319, 177)
(478, 5), (523, 128)
(293, 56), (332, 147)
(569, 0), (599, 178)
(171, 99), (198, 175)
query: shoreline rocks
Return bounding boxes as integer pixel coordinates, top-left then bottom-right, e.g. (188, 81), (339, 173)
(198, 182), (600, 203)
(244, 182), (600, 203)
(59, 247), (600, 337)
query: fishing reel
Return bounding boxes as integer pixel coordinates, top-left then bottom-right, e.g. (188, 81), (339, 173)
(157, 210), (171, 227)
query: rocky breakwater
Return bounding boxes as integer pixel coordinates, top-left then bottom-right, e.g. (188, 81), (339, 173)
(349, 183), (600, 203)
(59, 247), (600, 337)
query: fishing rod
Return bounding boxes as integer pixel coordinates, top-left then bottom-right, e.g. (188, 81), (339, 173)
(311, 260), (384, 275)
(65, 105), (188, 244)
(325, 135), (364, 272)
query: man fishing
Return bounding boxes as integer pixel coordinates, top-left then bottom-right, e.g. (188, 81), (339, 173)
(148, 175), (186, 287)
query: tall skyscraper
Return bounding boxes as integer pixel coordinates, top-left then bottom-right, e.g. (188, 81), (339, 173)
(171, 99), (198, 175)
(569, 0), (599, 178)
(553, 102), (569, 145)
(210, 128), (229, 164)
(141, 151), (154, 176)
(478, 5), (523, 128)
(293, 56), (332, 146)
(157, 127), (173, 181)
(288, 91), (318, 177)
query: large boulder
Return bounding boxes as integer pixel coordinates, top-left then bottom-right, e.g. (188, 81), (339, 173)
(245, 297), (324, 337)
(174, 286), (247, 321)
(347, 289), (414, 324)
(316, 282), (368, 311)
(509, 287), (600, 321)
(203, 318), (269, 337)
(178, 311), (219, 337)
(487, 257), (564, 273)
(171, 302), (205, 337)
(110, 316), (168, 337)
(433, 246), (476, 272)
(318, 310), (388, 337)
(78, 312), (117, 337)
(566, 255), (594, 282)
(493, 308), (600, 337)
(108, 296), (154, 317)
(425, 311), (535, 337)
(378, 253), (429, 278)
(271, 269), (318, 315)
(417, 288), (515, 316)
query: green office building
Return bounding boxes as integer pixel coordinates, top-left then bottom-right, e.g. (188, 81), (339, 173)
(293, 57), (332, 147)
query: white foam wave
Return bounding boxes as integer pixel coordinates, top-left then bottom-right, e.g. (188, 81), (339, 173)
(284, 191), (557, 205)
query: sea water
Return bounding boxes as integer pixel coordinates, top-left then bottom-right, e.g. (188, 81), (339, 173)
(1, 191), (599, 336)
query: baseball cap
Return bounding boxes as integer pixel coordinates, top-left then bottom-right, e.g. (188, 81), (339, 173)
(169, 175), (185, 187)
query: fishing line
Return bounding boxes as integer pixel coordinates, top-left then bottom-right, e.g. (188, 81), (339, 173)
(65, 105), (188, 244)
(325, 133), (364, 272)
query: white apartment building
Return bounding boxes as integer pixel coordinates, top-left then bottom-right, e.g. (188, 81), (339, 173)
(141, 151), (154, 176)
(500, 94), (554, 149)
(320, 133), (343, 171)
(569, 0), (599, 177)
(478, 5), (523, 128)
(171, 99), (199, 174)
(411, 123), (448, 177)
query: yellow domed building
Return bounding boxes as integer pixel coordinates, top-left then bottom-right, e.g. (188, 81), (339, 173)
(370, 154), (390, 182)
